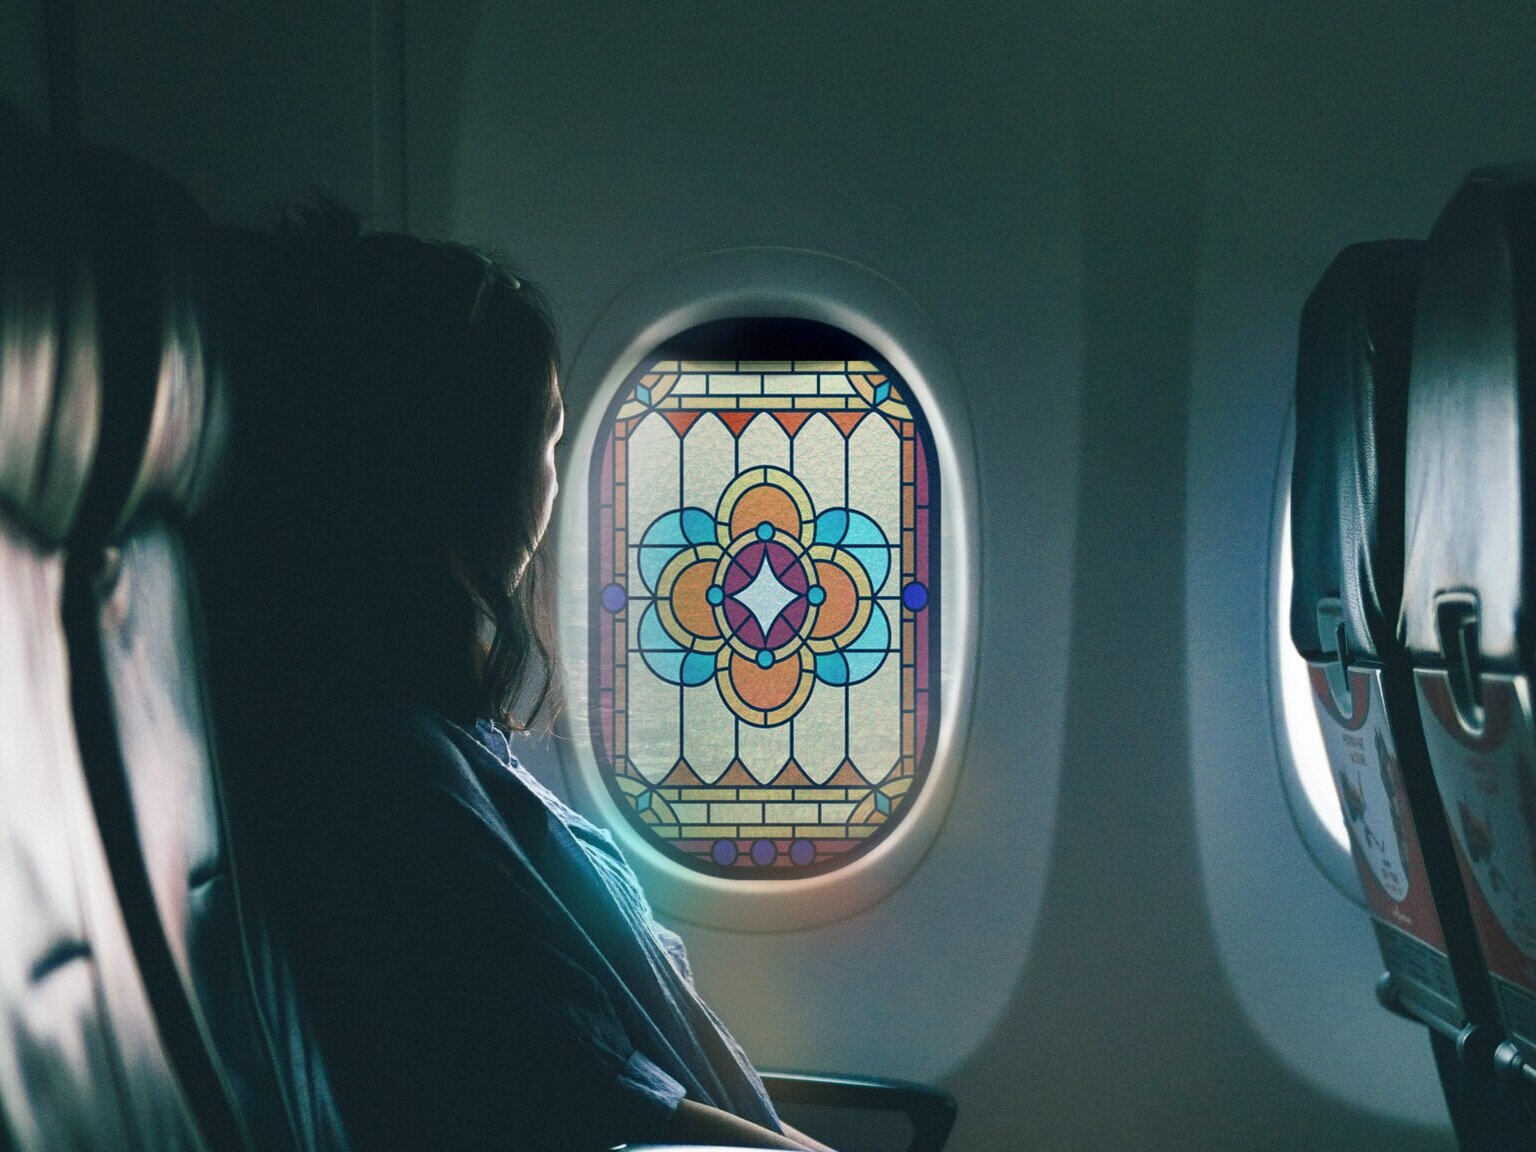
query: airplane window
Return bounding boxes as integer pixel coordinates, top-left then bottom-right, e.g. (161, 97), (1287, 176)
(586, 318), (940, 878)
(1275, 496), (1350, 851)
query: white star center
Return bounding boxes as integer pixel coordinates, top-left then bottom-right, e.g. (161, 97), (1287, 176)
(734, 554), (798, 635)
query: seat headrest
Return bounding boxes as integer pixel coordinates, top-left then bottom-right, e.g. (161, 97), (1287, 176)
(0, 131), (224, 547)
(1403, 165), (1536, 668)
(0, 130), (100, 545)
(1290, 240), (1421, 662)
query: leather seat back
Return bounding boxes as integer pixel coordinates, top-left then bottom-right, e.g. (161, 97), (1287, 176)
(1292, 239), (1536, 1148)
(1291, 239), (1498, 1039)
(59, 154), (350, 1152)
(1405, 165), (1536, 1082)
(0, 125), (208, 1152)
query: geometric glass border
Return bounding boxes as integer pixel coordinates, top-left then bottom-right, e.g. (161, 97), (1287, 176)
(588, 318), (941, 878)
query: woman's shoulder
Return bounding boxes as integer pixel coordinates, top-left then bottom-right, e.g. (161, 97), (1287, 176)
(455, 721), (631, 858)
(313, 696), (485, 799)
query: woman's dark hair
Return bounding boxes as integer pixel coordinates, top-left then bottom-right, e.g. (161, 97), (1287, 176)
(209, 206), (563, 731)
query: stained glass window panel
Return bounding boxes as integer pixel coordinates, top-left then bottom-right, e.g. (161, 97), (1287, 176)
(589, 319), (940, 877)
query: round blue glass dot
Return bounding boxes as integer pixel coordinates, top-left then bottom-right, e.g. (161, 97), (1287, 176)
(706, 585), (725, 606)
(600, 583), (626, 613)
(902, 581), (929, 611)
(755, 521), (775, 541)
(711, 839), (738, 867)
(807, 585), (826, 605)
(789, 839), (816, 867)
(751, 839), (778, 866)
(755, 650), (775, 669)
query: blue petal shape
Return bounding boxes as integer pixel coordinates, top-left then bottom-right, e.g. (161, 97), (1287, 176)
(681, 508), (716, 544)
(839, 603), (891, 684)
(637, 548), (672, 594)
(814, 509), (849, 545)
(638, 605), (714, 686)
(641, 511), (689, 546)
(638, 604), (682, 654)
(815, 652), (850, 685)
(842, 650), (888, 684)
(643, 507), (715, 547)
(815, 509), (891, 593)
(841, 510), (887, 548)
(846, 545), (890, 596)
(639, 509), (715, 591)
(642, 648), (686, 682)
(680, 651), (715, 687)
(847, 602), (890, 651)
(635, 608), (685, 681)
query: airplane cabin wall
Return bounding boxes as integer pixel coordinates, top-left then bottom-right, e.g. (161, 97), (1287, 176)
(33, 2), (1536, 1150)
(69, 0), (376, 225)
(0, 0), (47, 132)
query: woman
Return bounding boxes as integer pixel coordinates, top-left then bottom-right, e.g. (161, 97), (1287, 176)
(201, 214), (832, 1152)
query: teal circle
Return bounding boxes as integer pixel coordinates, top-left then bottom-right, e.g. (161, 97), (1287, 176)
(807, 585), (826, 605)
(706, 585), (725, 605)
(755, 521), (775, 541)
(755, 650), (775, 669)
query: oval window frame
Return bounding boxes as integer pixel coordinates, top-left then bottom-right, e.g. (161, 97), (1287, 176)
(553, 247), (979, 932)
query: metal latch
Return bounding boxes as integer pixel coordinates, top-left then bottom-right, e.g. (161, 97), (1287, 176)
(1435, 593), (1484, 735)
(1315, 597), (1354, 717)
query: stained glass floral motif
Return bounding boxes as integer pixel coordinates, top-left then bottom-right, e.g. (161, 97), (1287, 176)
(589, 321), (939, 877)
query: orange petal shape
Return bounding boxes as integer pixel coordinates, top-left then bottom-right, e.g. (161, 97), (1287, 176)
(811, 561), (858, 637)
(670, 561), (719, 637)
(728, 484), (801, 541)
(730, 653), (801, 712)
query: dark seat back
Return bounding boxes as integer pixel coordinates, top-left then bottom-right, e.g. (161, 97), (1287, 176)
(1405, 165), (1536, 1093)
(1, 123), (349, 1151)
(0, 127), (208, 1152)
(1290, 239), (1536, 1147)
(1291, 240), (1496, 1033)
(54, 155), (350, 1152)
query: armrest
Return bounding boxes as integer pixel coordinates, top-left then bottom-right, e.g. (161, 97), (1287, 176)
(759, 1071), (957, 1152)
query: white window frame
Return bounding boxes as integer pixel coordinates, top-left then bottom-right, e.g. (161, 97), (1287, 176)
(552, 247), (979, 931)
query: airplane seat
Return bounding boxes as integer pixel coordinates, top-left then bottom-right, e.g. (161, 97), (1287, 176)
(0, 127), (209, 1150)
(53, 154), (352, 1150)
(1289, 239), (1533, 1149)
(1403, 164), (1536, 1104)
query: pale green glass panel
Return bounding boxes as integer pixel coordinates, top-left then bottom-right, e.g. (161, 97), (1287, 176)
(793, 677), (847, 782)
(849, 658), (901, 784)
(738, 716), (791, 782)
(627, 412), (680, 585)
(847, 415), (901, 573)
(627, 655), (680, 783)
(683, 684), (736, 784)
(681, 415), (733, 515)
(738, 413), (790, 474)
(792, 414), (846, 519)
